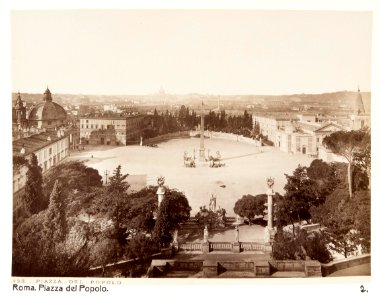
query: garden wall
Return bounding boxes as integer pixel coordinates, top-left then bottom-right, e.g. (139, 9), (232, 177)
(321, 254), (371, 277)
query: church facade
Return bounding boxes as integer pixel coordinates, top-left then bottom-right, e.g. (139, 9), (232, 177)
(12, 87), (67, 132)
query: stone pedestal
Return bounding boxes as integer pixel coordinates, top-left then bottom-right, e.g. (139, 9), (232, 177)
(202, 242), (210, 253)
(232, 242), (241, 253)
(199, 148), (206, 161)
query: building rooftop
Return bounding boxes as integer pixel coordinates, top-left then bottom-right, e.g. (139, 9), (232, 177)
(253, 112), (297, 121)
(79, 114), (144, 120)
(296, 121), (321, 132)
(13, 131), (67, 157)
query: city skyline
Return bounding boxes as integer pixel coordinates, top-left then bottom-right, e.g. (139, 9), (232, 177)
(12, 10), (372, 96)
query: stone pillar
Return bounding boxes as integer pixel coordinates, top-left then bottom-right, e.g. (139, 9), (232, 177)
(264, 178), (276, 245)
(267, 188), (274, 230)
(156, 186), (165, 207)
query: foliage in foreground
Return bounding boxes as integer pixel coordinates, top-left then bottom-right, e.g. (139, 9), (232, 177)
(272, 228), (332, 264)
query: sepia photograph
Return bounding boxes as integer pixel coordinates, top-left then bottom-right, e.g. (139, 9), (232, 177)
(2, 0), (379, 298)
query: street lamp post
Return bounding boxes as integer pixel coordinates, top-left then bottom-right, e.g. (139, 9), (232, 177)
(104, 170), (110, 185)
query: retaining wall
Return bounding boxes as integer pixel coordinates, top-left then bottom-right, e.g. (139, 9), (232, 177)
(321, 254), (371, 277)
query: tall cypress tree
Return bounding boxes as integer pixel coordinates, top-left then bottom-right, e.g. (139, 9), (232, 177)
(43, 179), (67, 242)
(22, 153), (43, 215)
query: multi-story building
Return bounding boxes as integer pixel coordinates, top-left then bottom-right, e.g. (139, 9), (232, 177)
(252, 113), (296, 143)
(79, 115), (147, 145)
(13, 131), (70, 193)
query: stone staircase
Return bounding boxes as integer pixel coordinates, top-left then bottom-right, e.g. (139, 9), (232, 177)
(148, 259), (322, 278)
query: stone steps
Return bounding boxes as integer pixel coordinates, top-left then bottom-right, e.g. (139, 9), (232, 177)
(271, 271), (306, 278)
(161, 270), (202, 278)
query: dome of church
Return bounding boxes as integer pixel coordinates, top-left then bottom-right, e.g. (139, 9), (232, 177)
(28, 87), (67, 122)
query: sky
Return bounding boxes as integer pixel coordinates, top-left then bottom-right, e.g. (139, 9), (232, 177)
(11, 10), (372, 95)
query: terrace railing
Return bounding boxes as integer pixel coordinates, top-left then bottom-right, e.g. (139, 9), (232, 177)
(178, 242), (202, 251)
(210, 242), (233, 251)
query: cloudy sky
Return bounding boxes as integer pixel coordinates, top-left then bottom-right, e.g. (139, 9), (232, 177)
(12, 10), (372, 95)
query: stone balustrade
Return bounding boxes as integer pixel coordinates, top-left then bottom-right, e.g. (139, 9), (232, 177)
(240, 242), (272, 252)
(210, 242), (233, 251)
(179, 242), (202, 251)
(177, 241), (272, 254)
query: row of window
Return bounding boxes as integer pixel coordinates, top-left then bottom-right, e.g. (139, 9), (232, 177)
(38, 139), (68, 161)
(81, 124), (118, 129)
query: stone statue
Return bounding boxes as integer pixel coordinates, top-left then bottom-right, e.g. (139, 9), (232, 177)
(173, 229), (178, 243)
(267, 177), (274, 194)
(234, 225), (239, 242)
(267, 177), (274, 189)
(157, 176), (165, 187)
(203, 225), (209, 243)
(156, 176), (166, 207)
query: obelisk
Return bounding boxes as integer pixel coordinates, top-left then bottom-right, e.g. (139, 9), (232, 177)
(199, 101), (206, 161)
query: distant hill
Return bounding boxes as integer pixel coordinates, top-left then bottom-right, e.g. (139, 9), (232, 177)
(11, 90), (371, 113)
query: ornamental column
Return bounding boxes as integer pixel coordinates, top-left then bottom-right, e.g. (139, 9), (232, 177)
(264, 177), (275, 245)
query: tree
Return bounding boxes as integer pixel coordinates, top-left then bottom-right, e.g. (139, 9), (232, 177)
(22, 153), (44, 215)
(89, 234), (122, 277)
(13, 211), (46, 276)
(234, 194), (266, 224)
(43, 161), (102, 208)
(276, 161), (339, 233)
(123, 187), (157, 234)
(272, 229), (303, 260)
(283, 165), (319, 223)
(310, 189), (370, 258)
(152, 189), (191, 247)
(13, 155), (28, 168)
(107, 165), (130, 195)
(354, 130), (371, 186)
(272, 228), (332, 263)
(323, 130), (369, 199)
(43, 180), (67, 242)
(307, 159), (339, 197)
(152, 198), (172, 247)
(13, 180), (71, 276)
